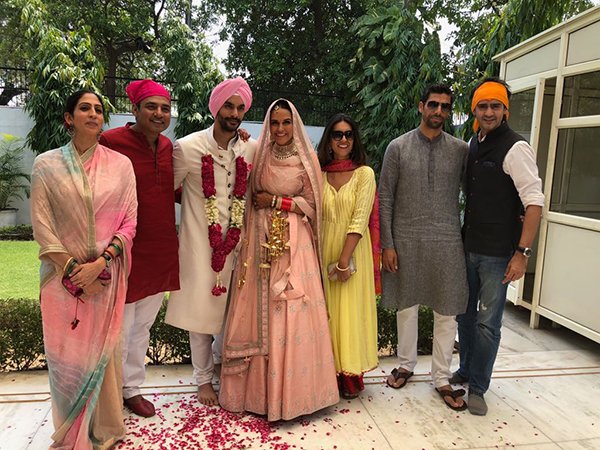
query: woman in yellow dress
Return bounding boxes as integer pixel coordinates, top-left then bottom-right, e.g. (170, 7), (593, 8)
(318, 113), (379, 399)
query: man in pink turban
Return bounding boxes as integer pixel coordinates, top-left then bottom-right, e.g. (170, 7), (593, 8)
(165, 77), (257, 406)
(99, 79), (180, 418)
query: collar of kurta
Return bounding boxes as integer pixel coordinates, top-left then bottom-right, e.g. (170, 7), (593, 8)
(207, 124), (244, 157)
(416, 127), (444, 144)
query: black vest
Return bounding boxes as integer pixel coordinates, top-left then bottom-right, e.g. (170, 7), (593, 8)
(463, 122), (525, 257)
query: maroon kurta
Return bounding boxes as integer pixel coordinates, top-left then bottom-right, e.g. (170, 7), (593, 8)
(100, 124), (179, 303)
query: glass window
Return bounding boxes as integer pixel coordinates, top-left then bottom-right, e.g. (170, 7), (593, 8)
(508, 89), (535, 142)
(551, 127), (600, 220)
(560, 71), (600, 117)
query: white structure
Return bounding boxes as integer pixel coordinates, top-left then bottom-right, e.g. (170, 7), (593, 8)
(0, 108), (324, 225)
(495, 6), (600, 343)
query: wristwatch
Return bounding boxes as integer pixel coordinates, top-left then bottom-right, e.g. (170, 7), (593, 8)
(101, 252), (113, 268)
(516, 246), (532, 257)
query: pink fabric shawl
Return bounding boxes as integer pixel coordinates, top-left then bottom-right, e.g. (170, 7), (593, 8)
(31, 142), (137, 449)
(221, 99), (323, 369)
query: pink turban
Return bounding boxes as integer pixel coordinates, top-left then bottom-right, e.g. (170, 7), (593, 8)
(126, 79), (171, 105)
(208, 77), (252, 117)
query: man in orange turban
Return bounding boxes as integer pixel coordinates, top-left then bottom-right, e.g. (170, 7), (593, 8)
(453, 77), (545, 415)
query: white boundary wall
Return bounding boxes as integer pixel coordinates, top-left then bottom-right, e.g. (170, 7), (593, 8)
(0, 107), (324, 225)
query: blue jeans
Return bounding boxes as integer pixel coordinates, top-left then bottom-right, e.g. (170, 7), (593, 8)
(456, 252), (511, 395)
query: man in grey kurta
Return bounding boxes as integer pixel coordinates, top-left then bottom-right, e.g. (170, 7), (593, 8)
(379, 84), (469, 410)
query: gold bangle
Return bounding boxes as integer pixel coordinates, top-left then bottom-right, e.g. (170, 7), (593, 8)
(335, 262), (350, 272)
(271, 195), (277, 208)
(62, 257), (74, 276)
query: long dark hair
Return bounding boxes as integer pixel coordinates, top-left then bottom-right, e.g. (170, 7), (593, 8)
(317, 113), (366, 167)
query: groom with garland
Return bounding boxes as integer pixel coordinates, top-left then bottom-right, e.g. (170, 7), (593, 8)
(165, 77), (256, 406)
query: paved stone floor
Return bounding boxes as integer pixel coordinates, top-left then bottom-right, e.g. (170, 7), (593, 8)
(1, 303), (599, 449)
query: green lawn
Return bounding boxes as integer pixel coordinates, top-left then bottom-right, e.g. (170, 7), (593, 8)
(0, 241), (39, 299)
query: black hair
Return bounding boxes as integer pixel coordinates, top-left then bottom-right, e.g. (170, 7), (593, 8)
(420, 84), (454, 104)
(270, 99), (292, 115)
(317, 113), (367, 167)
(64, 90), (104, 115)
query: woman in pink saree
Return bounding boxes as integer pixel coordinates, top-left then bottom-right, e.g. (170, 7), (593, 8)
(219, 99), (339, 421)
(30, 90), (137, 449)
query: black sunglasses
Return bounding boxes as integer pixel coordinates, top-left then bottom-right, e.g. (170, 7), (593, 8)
(331, 130), (354, 141)
(425, 100), (452, 112)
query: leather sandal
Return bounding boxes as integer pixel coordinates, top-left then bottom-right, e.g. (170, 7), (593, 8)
(436, 387), (468, 411)
(386, 368), (414, 389)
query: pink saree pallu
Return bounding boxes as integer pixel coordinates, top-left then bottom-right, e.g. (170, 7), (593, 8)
(31, 142), (137, 449)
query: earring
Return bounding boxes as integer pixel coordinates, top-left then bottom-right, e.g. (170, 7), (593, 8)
(64, 121), (74, 137)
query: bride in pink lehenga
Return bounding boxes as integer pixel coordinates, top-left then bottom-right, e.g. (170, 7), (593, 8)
(219, 99), (339, 421)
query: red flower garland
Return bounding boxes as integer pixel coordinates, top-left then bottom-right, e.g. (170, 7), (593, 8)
(201, 154), (249, 296)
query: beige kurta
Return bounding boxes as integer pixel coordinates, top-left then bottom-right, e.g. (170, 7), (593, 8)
(165, 125), (256, 334)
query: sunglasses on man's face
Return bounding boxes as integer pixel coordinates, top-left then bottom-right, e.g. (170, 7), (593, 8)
(331, 130), (354, 141)
(425, 100), (452, 113)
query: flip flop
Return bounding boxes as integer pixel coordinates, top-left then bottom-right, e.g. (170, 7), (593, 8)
(386, 368), (414, 389)
(436, 387), (468, 411)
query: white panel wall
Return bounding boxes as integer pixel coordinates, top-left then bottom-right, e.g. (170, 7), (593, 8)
(539, 222), (600, 333)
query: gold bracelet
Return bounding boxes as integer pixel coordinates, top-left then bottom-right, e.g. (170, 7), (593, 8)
(335, 262), (350, 271)
(271, 195), (277, 208)
(62, 257), (74, 276)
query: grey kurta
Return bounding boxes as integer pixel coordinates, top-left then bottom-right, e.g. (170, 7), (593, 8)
(379, 128), (468, 315)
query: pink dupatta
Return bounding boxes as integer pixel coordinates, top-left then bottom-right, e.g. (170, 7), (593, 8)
(221, 99), (323, 369)
(31, 142), (137, 449)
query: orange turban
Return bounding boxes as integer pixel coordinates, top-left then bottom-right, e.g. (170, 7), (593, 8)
(471, 81), (510, 132)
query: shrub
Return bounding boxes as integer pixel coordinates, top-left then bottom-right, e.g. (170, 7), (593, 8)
(147, 298), (191, 365)
(0, 298), (435, 372)
(0, 298), (45, 371)
(377, 299), (434, 356)
(0, 224), (34, 240)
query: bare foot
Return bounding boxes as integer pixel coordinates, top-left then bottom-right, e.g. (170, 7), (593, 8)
(197, 383), (219, 406)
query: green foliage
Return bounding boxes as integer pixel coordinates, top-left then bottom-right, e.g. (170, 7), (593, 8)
(19, 0), (105, 153)
(0, 241), (39, 299)
(147, 298), (191, 365)
(0, 134), (30, 209)
(160, 17), (223, 138)
(448, 0), (592, 138)
(0, 225), (34, 241)
(0, 298), (45, 371)
(377, 300), (434, 356)
(207, 0), (382, 112)
(348, 4), (448, 172)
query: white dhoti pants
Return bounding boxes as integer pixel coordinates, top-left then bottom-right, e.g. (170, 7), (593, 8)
(121, 292), (164, 399)
(396, 304), (457, 388)
(190, 332), (224, 386)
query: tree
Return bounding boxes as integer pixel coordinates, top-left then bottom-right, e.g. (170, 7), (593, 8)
(160, 17), (223, 137)
(1, 0), (215, 105)
(207, 0), (380, 122)
(448, 0), (593, 137)
(19, 0), (105, 153)
(348, 2), (448, 171)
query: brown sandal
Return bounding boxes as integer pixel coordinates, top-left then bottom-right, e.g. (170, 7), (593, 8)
(386, 368), (414, 389)
(436, 387), (468, 411)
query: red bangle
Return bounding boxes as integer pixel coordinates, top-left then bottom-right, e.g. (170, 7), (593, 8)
(280, 197), (293, 211)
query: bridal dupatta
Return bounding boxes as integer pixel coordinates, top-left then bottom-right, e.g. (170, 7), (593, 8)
(221, 100), (323, 367)
(31, 142), (137, 449)
(220, 100), (339, 420)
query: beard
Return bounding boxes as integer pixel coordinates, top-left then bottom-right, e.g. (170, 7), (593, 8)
(425, 115), (444, 129)
(217, 113), (241, 132)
